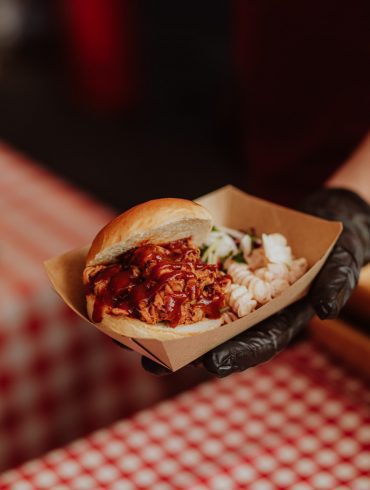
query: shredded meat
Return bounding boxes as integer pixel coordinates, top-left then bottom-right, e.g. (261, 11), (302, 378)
(87, 238), (231, 327)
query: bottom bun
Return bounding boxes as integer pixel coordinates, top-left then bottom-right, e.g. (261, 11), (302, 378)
(86, 296), (223, 340)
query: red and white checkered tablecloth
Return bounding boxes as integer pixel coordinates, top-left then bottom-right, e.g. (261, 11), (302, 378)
(1, 341), (369, 490)
(0, 143), (207, 472)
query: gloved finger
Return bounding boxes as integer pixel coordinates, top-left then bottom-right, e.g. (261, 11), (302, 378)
(141, 356), (172, 376)
(202, 298), (314, 378)
(309, 243), (361, 319)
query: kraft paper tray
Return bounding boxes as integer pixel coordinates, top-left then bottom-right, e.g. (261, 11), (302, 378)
(45, 185), (342, 372)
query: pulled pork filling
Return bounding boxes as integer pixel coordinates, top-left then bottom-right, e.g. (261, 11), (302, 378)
(86, 238), (231, 327)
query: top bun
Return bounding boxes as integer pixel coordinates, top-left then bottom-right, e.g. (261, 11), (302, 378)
(86, 198), (212, 266)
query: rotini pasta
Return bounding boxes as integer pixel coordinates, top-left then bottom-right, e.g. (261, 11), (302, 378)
(226, 261), (254, 287)
(288, 258), (308, 284)
(221, 310), (239, 324)
(227, 284), (257, 317)
(247, 247), (267, 270)
(240, 234), (252, 259)
(201, 226), (308, 321)
(255, 263), (289, 282)
(270, 278), (290, 298)
(247, 276), (272, 304)
(226, 261), (272, 304)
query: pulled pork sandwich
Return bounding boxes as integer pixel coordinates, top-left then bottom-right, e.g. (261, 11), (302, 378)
(83, 198), (231, 340)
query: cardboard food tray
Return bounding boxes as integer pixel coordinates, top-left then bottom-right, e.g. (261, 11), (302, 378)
(45, 185), (342, 371)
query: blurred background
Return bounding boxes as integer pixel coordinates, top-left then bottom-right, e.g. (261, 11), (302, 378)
(0, 0), (369, 472)
(1, 0), (368, 208)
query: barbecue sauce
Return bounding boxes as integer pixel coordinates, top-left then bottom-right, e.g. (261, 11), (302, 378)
(87, 239), (229, 326)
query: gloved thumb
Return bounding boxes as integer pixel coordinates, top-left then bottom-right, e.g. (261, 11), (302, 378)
(309, 231), (363, 320)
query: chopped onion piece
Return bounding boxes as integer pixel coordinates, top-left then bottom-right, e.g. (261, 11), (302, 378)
(262, 233), (292, 266)
(240, 234), (252, 258)
(218, 226), (245, 240)
(204, 231), (238, 260)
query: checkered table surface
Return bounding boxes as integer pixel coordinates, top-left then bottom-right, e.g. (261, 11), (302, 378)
(0, 143), (205, 472)
(1, 340), (369, 490)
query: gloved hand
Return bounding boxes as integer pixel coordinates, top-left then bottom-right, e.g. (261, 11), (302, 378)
(142, 187), (370, 377)
(299, 188), (370, 318)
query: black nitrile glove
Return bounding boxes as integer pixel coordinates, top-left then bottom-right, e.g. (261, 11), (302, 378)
(202, 298), (314, 377)
(300, 188), (370, 319)
(137, 188), (370, 377)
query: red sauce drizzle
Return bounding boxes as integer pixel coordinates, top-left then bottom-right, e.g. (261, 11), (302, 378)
(88, 239), (229, 326)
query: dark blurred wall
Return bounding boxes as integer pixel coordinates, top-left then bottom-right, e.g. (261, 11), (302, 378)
(0, 0), (241, 211)
(233, 0), (370, 205)
(0, 0), (368, 209)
